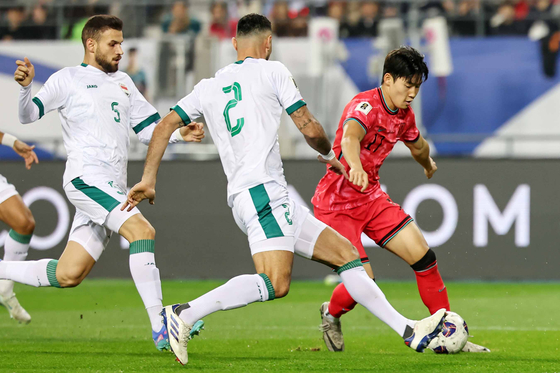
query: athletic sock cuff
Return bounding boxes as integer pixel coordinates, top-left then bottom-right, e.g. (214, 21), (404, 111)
(8, 230), (32, 244)
(46, 260), (61, 288)
(258, 273), (275, 301)
(130, 239), (155, 255)
(411, 249), (437, 272)
(336, 259), (363, 275)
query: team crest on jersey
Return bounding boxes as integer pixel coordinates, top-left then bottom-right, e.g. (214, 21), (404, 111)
(119, 83), (131, 97)
(355, 101), (372, 115)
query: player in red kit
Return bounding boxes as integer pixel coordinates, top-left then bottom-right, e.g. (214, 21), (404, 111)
(312, 46), (489, 353)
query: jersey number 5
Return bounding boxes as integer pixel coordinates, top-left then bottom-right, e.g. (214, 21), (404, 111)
(222, 82), (244, 137)
(112, 102), (121, 123)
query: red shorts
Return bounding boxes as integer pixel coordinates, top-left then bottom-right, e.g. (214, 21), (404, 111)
(314, 193), (413, 263)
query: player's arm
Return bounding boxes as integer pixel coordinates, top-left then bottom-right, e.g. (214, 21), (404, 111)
(289, 106), (347, 177)
(404, 134), (437, 179)
(130, 83), (204, 145)
(15, 58), (39, 124)
(123, 110), (183, 211)
(0, 131), (39, 169)
(341, 120), (368, 192)
(135, 119), (204, 145)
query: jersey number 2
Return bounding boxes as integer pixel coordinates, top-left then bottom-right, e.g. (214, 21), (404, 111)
(222, 82), (244, 137)
(112, 102), (121, 123)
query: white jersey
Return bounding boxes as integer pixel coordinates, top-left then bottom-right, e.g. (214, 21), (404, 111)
(21, 63), (169, 189)
(174, 58), (306, 206)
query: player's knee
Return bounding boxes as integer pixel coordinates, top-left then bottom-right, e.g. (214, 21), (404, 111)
(12, 212), (35, 236)
(56, 268), (85, 288)
(269, 275), (291, 299)
(411, 248), (436, 272)
(134, 220), (156, 240)
(335, 240), (360, 267)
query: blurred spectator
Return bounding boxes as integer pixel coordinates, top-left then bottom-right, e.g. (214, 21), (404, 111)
(450, 0), (480, 36)
(339, 1), (362, 38)
(0, 7), (28, 41)
(270, 0), (292, 36)
(161, 1), (201, 35)
(24, 4), (57, 40)
(125, 48), (149, 99)
(209, 1), (237, 39)
(62, 5), (109, 41)
(358, 1), (380, 37)
(290, 6), (309, 37)
(490, 1), (527, 35)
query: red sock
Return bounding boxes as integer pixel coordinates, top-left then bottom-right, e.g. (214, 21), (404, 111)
(414, 263), (450, 314)
(328, 283), (358, 318)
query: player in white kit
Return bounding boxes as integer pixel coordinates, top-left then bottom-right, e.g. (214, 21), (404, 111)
(125, 14), (446, 365)
(0, 130), (38, 324)
(0, 15), (204, 351)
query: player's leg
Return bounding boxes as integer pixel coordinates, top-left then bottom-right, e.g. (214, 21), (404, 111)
(177, 248), (292, 327)
(295, 212), (446, 352)
(116, 212), (166, 347)
(66, 175), (166, 348)
(0, 193), (35, 323)
(383, 222), (450, 314)
(383, 222), (490, 352)
(0, 229), (97, 288)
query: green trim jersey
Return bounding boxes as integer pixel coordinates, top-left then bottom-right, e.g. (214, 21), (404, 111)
(21, 64), (169, 188)
(173, 58), (306, 206)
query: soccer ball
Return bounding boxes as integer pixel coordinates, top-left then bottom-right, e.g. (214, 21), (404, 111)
(428, 311), (469, 354)
(323, 274), (342, 286)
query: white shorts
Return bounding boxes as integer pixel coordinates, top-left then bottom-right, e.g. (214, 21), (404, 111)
(0, 174), (18, 205)
(64, 176), (140, 261)
(232, 182), (327, 258)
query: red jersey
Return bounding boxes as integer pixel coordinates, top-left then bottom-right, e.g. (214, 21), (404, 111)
(312, 87), (419, 211)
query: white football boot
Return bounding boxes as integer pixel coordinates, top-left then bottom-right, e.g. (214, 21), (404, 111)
(0, 290), (31, 324)
(404, 308), (446, 352)
(319, 302), (345, 352)
(161, 304), (204, 365)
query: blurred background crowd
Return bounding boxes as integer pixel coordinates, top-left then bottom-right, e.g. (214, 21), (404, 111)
(1, 0), (559, 41)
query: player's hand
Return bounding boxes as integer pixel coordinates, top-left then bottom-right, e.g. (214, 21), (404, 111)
(13, 140), (39, 170)
(317, 155), (348, 179)
(180, 122), (205, 142)
(349, 167), (369, 192)
(424, 157), (437, 179)
(122, 180), (156, 212)
(14, 57), (35, 87)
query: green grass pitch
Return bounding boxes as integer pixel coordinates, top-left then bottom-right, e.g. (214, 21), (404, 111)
(0, 280), (558, 372)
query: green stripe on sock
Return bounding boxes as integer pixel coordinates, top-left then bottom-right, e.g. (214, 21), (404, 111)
(258, 273), (275, 301)
(46, 260), (61, 288)
(129, 239), (155, 255)
(336, 259), (363, 275)
(8, 230), (32, 244)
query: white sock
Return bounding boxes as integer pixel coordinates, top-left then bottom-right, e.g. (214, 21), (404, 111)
(0, 259), (59, 287)
(0, 230), (32, 295)
(339, 262), (415, 337)
(129, 240), (163, 332)
(178, 274), (271, 326)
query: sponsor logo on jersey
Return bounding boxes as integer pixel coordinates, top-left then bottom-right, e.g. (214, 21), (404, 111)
(355, 101), (372, 115)
(119, 83), (131, 97)
(87, 85), (98, 89)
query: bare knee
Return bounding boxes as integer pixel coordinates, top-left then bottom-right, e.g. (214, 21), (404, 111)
(56, 268), (85, 288)
(266, 274), (291, 299)
(121, 216), (156, 242)
(11, 212), (35, 236)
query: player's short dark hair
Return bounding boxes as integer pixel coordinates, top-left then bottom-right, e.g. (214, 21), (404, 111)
(382, 46), (429, 84)
(81, 15), (123, 47)
(236, 13), (272, 37)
